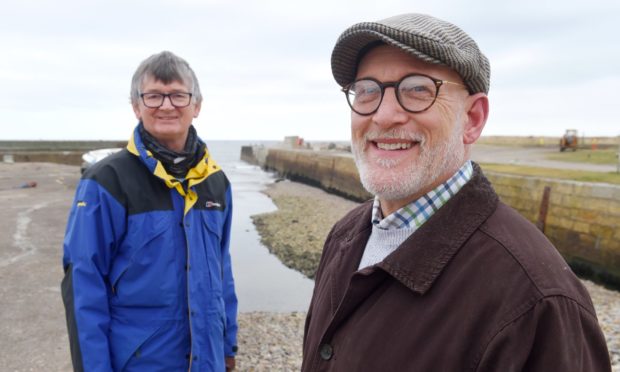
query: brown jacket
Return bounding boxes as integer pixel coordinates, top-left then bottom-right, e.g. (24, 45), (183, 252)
(302, 165), (610, 372)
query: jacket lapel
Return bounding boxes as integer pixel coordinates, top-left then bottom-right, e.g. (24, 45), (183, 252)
(320, 204), (385, 343)
(379, 164), (499, 295)
(326, 201), (373, 313)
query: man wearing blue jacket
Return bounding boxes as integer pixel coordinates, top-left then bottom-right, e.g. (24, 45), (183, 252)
(62, 51), (238, 371)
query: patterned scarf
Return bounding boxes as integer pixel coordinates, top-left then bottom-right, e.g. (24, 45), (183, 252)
(138, 122), (205, 178)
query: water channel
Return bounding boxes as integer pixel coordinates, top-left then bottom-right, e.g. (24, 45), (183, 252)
(208, 141), (314, 312)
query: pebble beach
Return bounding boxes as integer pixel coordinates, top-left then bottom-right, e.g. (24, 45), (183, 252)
(242, 179), (620, 371)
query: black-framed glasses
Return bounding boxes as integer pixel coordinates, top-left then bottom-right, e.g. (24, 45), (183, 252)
(139, 92), (193, 108)
(342, 74), (465, 115)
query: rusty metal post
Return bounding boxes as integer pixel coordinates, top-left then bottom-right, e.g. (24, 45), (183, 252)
(617, 139), (620, 173)
(536, 186), (551, 233)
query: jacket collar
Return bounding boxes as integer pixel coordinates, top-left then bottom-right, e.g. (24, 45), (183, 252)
(126, 125), (222, 215)
(362, 163), (499, 294)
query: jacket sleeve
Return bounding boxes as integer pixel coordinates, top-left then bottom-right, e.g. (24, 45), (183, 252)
(61, 179), (126, 372)
(476, 295), (611, 372)
(221, 186), (238, 356)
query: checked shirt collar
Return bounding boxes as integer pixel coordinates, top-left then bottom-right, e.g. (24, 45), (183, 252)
(372, 160), (473, 230)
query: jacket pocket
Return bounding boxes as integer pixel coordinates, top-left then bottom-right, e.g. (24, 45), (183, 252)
(201, 211), (224, 243)
(201, 212), (226, 295)
(109, 319), (163, 371)
(109, 256), (131, 295)
(109, 213), (175, 305)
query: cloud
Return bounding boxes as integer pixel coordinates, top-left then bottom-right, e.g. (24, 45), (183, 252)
(1, 0), (618, 140)
(488, 75), (620, 136)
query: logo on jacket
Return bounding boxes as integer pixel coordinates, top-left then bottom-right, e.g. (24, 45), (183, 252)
(205, 201), (222, 208)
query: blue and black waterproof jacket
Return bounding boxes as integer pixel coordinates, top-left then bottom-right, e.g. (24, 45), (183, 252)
(61, 125), (238, 371)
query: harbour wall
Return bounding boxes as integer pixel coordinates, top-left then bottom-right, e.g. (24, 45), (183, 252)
(0, 140), (127, 166)
(242, 146), (620, 287)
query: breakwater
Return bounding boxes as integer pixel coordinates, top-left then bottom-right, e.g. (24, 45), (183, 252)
(242, 145), (620, 287)
(0, 140), (126, 166)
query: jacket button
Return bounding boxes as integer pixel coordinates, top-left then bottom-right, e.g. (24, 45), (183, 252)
(320, 343), (333, 360)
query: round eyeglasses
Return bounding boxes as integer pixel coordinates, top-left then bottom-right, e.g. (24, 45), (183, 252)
(139, 92), (193, 108)
(342, 74), (465, 115)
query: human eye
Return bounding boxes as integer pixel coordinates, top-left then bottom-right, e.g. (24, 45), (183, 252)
(351, 81), (380, 103)
(169, 93), (190, 106)
(399, 77), (435, 101)
(143, 93), (163, 103)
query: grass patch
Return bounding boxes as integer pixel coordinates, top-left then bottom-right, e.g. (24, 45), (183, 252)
(480, 163), (620, 185)
(545, 148), (619, 165)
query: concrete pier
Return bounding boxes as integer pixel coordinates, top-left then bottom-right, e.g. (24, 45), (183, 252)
(242, 145), (620, 287)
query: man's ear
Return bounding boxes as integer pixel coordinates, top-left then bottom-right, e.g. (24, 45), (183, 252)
(462, 93), (489, 145)
(193, 102), (202, 118)
(132, 103), (142, 120)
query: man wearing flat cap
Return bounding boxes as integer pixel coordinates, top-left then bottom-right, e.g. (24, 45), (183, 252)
(302, 14), (610, 371)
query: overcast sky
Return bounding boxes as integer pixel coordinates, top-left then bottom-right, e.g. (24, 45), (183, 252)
(2, 0), (619, 141)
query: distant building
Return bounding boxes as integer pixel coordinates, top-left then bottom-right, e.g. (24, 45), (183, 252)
(284, 136), (303, 148)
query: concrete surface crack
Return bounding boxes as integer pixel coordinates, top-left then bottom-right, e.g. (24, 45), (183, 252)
(0, 202), (51, 267)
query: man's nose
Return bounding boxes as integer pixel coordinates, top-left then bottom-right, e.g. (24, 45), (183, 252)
(159, 95), (175, 109)
(372, 87), (407, 126)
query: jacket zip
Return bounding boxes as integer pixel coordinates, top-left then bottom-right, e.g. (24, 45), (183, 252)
(111, 267), (130, 295)
(182, 182), (194, 372)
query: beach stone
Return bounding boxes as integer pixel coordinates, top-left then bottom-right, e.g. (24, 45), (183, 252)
(236, 312), (306, 371)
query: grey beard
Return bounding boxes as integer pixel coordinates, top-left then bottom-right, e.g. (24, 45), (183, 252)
(352, 127), (465, 202)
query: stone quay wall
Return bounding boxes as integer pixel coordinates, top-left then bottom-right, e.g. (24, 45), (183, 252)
(485, 173), (620, 285)
(0, 140), (127, 166)
(242, 146), (620, 286)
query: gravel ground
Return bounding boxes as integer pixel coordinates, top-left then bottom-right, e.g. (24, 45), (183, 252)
(251, 179), (620, 371)
(236, 312), (306, 371)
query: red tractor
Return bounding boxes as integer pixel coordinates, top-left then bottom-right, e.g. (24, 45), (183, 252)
(560, 129), (578, 152)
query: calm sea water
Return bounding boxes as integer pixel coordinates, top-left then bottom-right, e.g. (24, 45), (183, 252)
(205, 140), (314, 312)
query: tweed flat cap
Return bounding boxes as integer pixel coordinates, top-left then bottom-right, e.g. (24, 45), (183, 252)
(331, 13), (490, 94)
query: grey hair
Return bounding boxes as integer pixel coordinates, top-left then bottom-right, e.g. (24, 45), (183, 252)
(130, 51), (202, 104)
